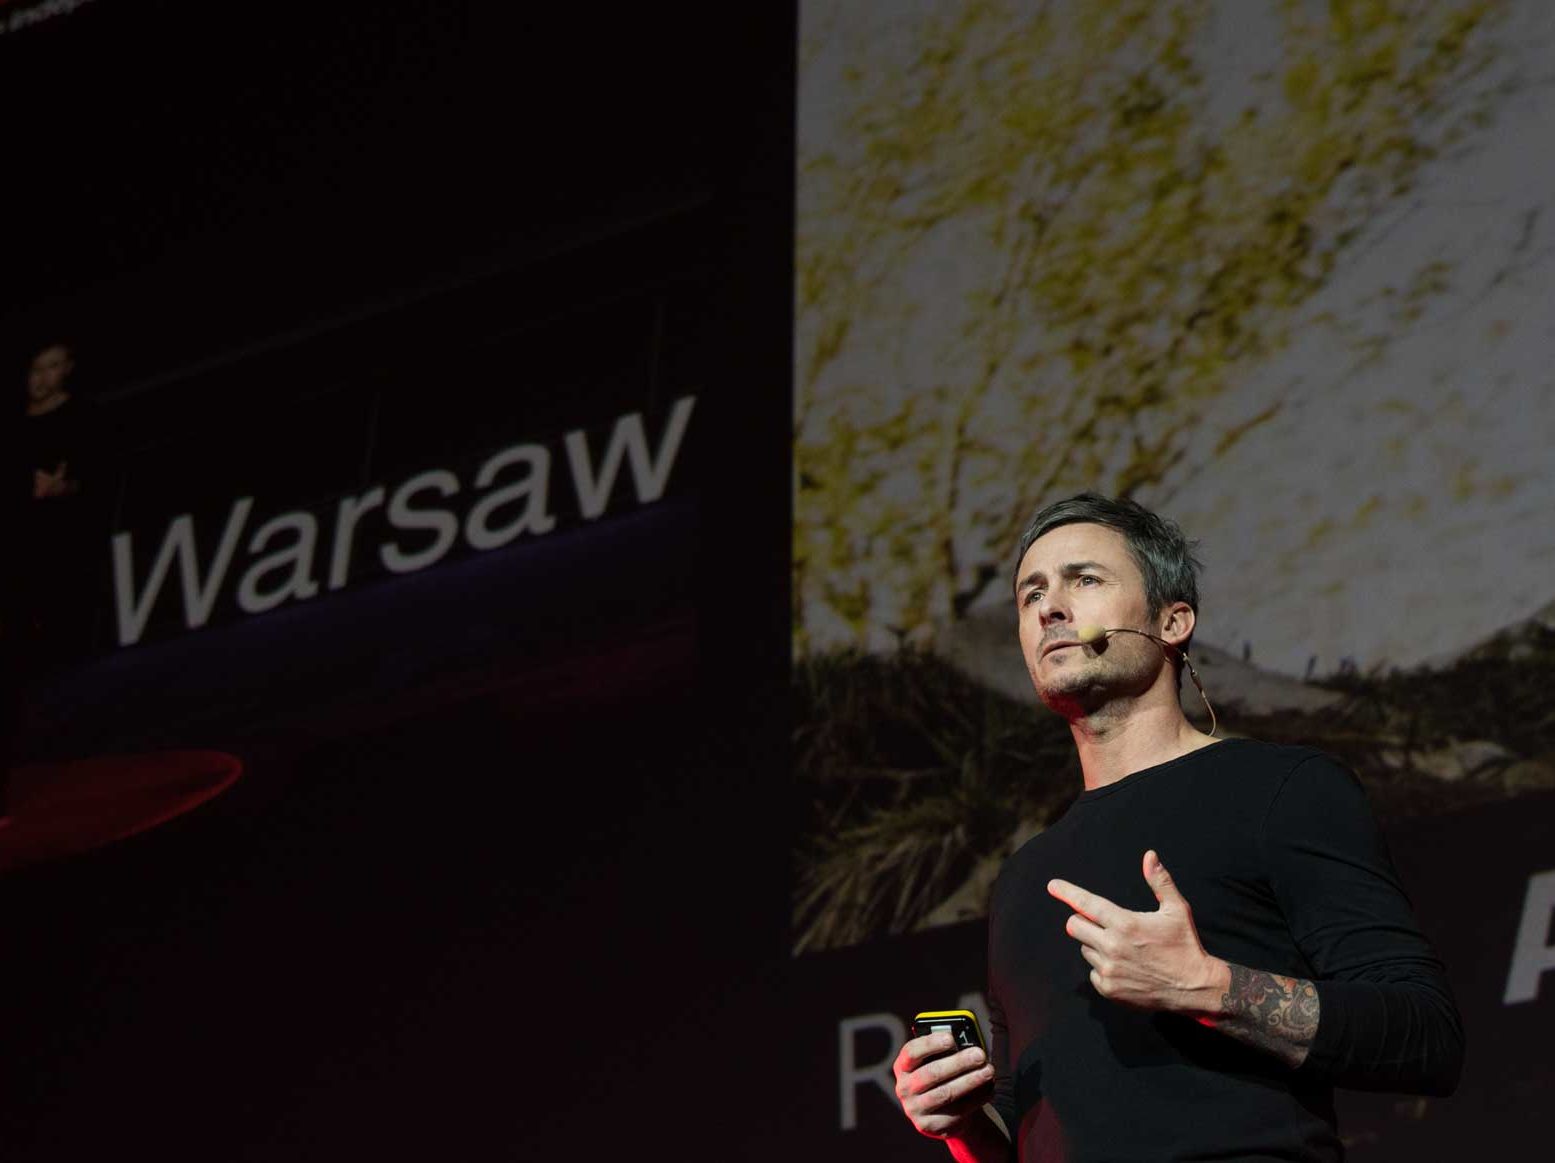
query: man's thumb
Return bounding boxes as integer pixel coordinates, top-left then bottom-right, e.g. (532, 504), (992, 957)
(1143, 850), (1181, 904)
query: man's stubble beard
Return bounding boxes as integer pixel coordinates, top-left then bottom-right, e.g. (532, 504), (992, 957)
(1035, 639), (1157, 720)
(1037, 661), (1108, 718)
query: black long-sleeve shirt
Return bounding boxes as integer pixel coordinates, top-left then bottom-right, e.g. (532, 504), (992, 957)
(986, 739), (1463, 1162)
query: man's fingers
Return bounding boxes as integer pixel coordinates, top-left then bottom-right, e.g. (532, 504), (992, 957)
(927, 1063), (996, 1111)
(895, 1032), (958, 1075)
(902, 1056), (997, 1139)
(1064, 911), (1107, 948)
(896, 1045), (989, 1098)
(915, 1054), (993, 1102)
(1048, 877), (1121, 925)
(933, 1081), (996, 1121)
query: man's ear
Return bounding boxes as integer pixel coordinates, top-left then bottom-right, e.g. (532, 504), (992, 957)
(1159, 601), (1195, 652)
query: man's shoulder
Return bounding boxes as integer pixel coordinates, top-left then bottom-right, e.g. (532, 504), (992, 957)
(1197, 738), (1382, 833)
(1198, 736), (1351, 778)
(1175, 737), (1361, 810)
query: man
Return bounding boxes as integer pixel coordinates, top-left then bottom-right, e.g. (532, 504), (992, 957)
(25, 342), (85, 498)
(892, 493), (1463, 1161)
(16, 340), (108, 666)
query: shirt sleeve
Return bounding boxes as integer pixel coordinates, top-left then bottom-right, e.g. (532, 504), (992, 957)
(985, 978), (1019, 1146)
(1260, 751), (1465, 1095)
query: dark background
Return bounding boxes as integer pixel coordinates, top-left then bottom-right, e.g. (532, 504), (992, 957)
(3, 2), (796, 1159)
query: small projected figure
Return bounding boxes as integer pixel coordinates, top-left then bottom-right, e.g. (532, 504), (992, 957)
(16, 340), (108, 668)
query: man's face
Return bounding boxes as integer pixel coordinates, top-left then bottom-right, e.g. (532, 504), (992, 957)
(28, 345), (74, 402)
(1014, 522), (1165, 713)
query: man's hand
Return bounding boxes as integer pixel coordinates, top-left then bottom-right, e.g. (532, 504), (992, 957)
(892, 1031), (996, 1140)
(33, 461), (75, 499)
(1047, 849), (1230, 1017)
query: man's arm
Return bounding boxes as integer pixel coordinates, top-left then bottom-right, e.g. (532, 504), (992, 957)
(1258, 755), (1464, 1094)
(1208, 964), (1320, 1069)
(1132, 951), (1319, 1068)
(1049, 759), (1464, 1094)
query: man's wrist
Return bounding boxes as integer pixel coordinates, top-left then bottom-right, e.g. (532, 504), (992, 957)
(1184, 955), (1233, 1020)
(944, 1105), (1010, 1163)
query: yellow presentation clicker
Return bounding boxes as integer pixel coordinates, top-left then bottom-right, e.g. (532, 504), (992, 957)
(911, 1009), (986, 1053)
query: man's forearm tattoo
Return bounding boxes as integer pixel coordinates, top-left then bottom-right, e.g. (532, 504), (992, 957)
(1217, 964), (1321, 1069)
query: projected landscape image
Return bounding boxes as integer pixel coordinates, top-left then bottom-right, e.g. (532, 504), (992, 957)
(792, 0), (1555, 954)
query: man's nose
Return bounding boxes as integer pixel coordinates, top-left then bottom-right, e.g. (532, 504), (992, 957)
(1038, 594), (1069, 627)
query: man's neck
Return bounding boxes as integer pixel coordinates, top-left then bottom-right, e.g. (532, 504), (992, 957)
(1069, 697), (1218, 791)
(27, 389), (71, 417)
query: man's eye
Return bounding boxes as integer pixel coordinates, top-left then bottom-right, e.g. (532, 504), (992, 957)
(1022, 589), (1044, 606)
(1077, 575), (1100, 586)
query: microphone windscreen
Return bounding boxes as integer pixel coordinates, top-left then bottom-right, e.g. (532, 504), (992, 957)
(1077, 624), (1107, 644)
